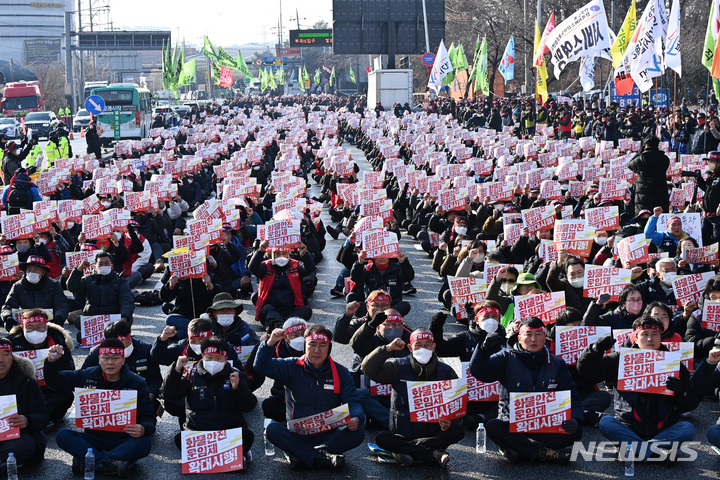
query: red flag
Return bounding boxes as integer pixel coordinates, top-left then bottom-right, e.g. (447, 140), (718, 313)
(712, 37), (720, 79)
(614, 70), (635, 96)
(219, 67), (233, 88)
(365, 66), (372, 74)
(534, 12), (556, 66)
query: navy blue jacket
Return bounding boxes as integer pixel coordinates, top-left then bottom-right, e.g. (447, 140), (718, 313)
(44, 361), (156, 441)
(253, 341), (365, 424)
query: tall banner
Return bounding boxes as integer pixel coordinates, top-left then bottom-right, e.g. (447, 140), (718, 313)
(535, 21), (549, 103)
(428, 40), (454, 93)
(618, 0), (668, 92)
(580, 56), (596, 92)
(545, 0), (612, 79)
(665, 0), (681, 76)
(534, 13), (556, 66)
(219, 67), (233, 88)
(498, 37), (515, 83)
(610, 0), (637, 68)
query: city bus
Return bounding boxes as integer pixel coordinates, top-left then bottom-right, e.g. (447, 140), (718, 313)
(92, 83), (152, 145)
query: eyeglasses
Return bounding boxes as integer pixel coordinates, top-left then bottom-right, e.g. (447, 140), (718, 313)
(99, 355), (123, 363)
(369, 302), (390, 308)
(500, 279), (517, 284)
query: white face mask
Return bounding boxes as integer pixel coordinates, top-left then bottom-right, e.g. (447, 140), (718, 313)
(203, 359), (225, 375)
(709, 161), (718, 172)
(455, 226), (468, 235)
(596, 236), (608, 246)
(472, 253), (485, 264)
(274, 256), (289, 267)
(24, 329), (47, 345)
(501, 283), (513, 294)
(662, 272), (678, 286)
(124, 343), (134, 358)
(569, 277), (585, 289)
(479, 318), (499, 333)
(66, 221), (75, 229)
(187, 179), (194, 184)
(97, 266), (113, 276)
(189, 343), (202, 355)
(288, 336), (305, 352)
(37, 238), (48, 245)
(412, 348), (433, 365)
(494, 203), (505, 211)
(25, 272), (41, 284)
(101, 201), (111, 207)
(216, 314), (235, 327)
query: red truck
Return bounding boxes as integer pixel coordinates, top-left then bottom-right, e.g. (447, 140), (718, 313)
(1, 81), (44, 117)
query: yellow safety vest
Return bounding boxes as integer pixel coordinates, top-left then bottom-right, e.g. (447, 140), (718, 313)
(26, 145), (43, 167)
(58, 137), (70, 158)
(44, 142), (61, 169)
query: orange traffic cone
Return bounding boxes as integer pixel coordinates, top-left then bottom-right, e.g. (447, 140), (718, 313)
(80, 127), (85, 138)
(69, 130), (74, 140)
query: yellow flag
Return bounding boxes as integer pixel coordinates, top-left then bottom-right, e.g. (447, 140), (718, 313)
(535, 21), (548, 103)
(610, 0), (637, 68)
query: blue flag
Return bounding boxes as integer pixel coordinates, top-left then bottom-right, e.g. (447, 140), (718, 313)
(498, 36), (515, 83)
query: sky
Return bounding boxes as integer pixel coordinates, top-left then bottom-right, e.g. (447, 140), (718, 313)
(107, 0), (333, 48)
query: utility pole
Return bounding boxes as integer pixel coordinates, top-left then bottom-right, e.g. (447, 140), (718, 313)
(524, 0), (529, 94)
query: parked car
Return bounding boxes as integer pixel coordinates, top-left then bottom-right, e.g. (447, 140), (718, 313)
(23, 111), (58, 139)
(0, 117), (20, 138)
(73, 109), (92, 132)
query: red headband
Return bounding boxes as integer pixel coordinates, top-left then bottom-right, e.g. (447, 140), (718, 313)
(384, 314), (404, 324)
(202, 346), (228, 357)
(633, 324), (663, 336)
(476, 307), (501, 320)
(0, 247), (13, 255)
(99, 347), (124, 356)
(117, 334), (131, 342)
(285, 324), (306, 335)
(409, 331), (434, 344)
(518, 325), (545, 336)
(370, 294), (391, 304)
(27, 256), (45, 265)
(190, 330), (212, 339)
(80, 244), (96, 252)
(0, 344), (12, 353)
(305, 333), (330, 343)
(22, 316), (48, 325)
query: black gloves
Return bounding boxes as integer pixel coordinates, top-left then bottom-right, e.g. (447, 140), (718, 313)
(593, 335), (616, 353)
(666, 376), (686, 396)
(430, 312), (447, 328)
(481, 332), (505, 352)
(561, 419), (579, 434)
(368, 311), (387, 329)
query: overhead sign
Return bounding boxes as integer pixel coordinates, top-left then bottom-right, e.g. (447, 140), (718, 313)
(276, 47), (301, 57)
(84, 95), (106, 115)
(290, 29), (333, 47)
(24, 38), (61, 64)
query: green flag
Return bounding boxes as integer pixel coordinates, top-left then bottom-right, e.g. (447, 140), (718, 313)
(275, 65), (285, 84)
(260, 68), (268, 92)
(236, 50), (252, 79)
(269, 67), (277, 89)
(329, 66), (336, 86)
(455, 44), (469, 72)
(477, 36), (489, 96)
(298, 66), (305, 92)
(210, 60), (222, 85)
(314, 68), (321, 85)
(349, 65), (357, 84)
(443, 42), (456, 85)
(216, 46), (237, 69)
(204, 36), (217, 58)
(178, 59), (196, 86)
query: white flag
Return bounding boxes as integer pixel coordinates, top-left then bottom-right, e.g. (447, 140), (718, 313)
(428, 41), (454, 93)
(665, 0), (682, 76)
(620, 0), (668, 92)
(580, 56), (596, 92)
(545, 0), (612, 79)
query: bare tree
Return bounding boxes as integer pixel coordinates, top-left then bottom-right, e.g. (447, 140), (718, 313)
(28, 62), (66, 112)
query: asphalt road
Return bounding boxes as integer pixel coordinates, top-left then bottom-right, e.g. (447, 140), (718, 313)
(14, 139), (720, 479)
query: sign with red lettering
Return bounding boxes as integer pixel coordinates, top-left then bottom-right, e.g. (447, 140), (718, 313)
(462, 362), (500, 402)
(583, 265), (633, 301)
(75, 388), (137, 432)
(361, 229), (399, 259)
(0, 395), (20, 441)
(181, 428), (244, 474)
(256, 219), (301, 252)
(80, 314), (120, 347)
(671, 271), (715, 307)
(82, 194), (104, 215)
(554, 220), (595, 258)
(33, 200), (57, 232)
(664, 342), (695, 371)
(585, 206), (620, 231)
(124, 191), (157, 212)
(702, 300), (720, 332)
(363, 171), (383, 189)
(447, 275), (487, 319)
(438, 188), (468, 211)
(515, 292), (566, 324)
(617, 234), (650, 268)
(0, 253), (19, 282)
(521, 205), (556, 233)
(509, 391), (571, 433)
(187, 218), (224, 247)
(555, 326), (612, 365)
(1, 212), (35, 239)
(58, 200), (84, 226)
(539, 239), (559, 262)
(617, 348), (681, 396)
(683, 243), (718, 265)
(168, 250), (208, 279)
(288, 404), (350, 435)
(16, 349), (49, 387)
(407, 379), (467, 422)
(81, 214), (112, 240)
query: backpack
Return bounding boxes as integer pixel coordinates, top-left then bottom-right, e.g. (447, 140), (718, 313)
(7, 181), (33, 211)
(135, 290), (162, 306)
